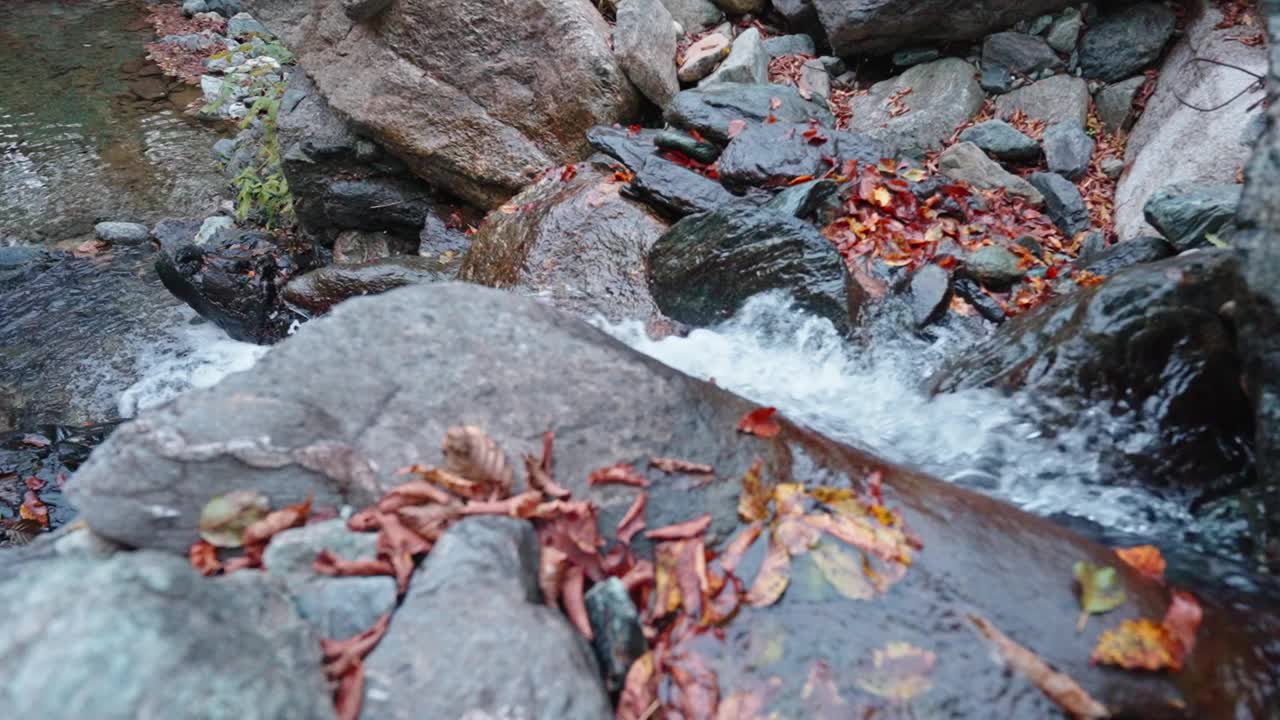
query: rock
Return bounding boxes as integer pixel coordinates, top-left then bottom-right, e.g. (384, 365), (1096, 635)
(182, 0), (208, 15)
(678, 33), (731, 83)
(1042, 122), (1095, 180)
(711, 0), (764, 15)
(226, 12), (271, 36)
(930, 250), (1252, 490)
(937, 142), (1043, 205)
(953, 276), (1007, 323)
(1101, 156), (1125, 179)
(1072, 235), (1174, 277)
(980, 64), (1014, 94)
(625, 157), (741, 217)
(418, 215), (472, 260)
(94, 221), (149, 245)
(648, 207), (862, 332)
(1094, 75), (1146, 133)
(957, 120), (1041, 161)
(892, 46), (941, 68)
(241, 0), (309, 47)
(615, 0), (680, 108)
(1028, 171), (1090, 237)
(813, 0), (1075, 55)
(659, 0), (723, 32)
(655, 130), (721, 164)
(982, 32), (1062, 77)
(764, 179), (841, 221)
(906, 263), (951, 326)
(194, 215), (234, 246)
(1078, 2), (1176, 82)
(283, 256), (452, 316)
(763, 34), (816, 58)
(63, 281), (1280, 715)
(204, 0), (243, 16)
(1046, 8), (1082, 53)
(128, 77), (169, 101)
(1144, 184), (1241, 251)
(1077, 229), (1107, 262)
(848, 58), (985, 158)
(773, 0), (824, 44)
(666, 83), (833, 144)
(0, 551), (334, 718)
(585, 577), (646, 694)
(700, 28), (768, 86)
(362, 517), (611, 719)
(341, 0), (391, 20)
(963, 245), (1025, 289)
(995, 74), (1090, 127)
(1113, 3), (1264, 240)
(799, 58), (832, 99)
(331, 229), (418, 264)
(586, 125), (660, 173)
(296, 0), (640, 207)
(717, 122), (884, 191)
(461, 161), (668, 322)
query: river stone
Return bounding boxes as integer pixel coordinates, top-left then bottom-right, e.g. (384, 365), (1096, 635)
(1144, 184), (1242, 251)
(717, 122), (884, 190)
(937, 142), (1044, 205)
(1101, 157), (1126, 179)
(906, 263), (951, 326)
(1095, 75), (1146, 133)
(957, 120), (1041, 161)
(616, 0), (680, 108)
(848, 58), (984, 158)
(812, 0), (1075, 55)
(995, 74), (1090, 128)
(1043, 122), (1095, 180)
(1078, 2), (1176, 82)
(1029, 171), (1090, 237)
(980, 64), (1014, 94)
(360, 517), (611, 718)
(963, 245), (1025, 289)
(586, 125), (660, 173)
(763, 34), (816, 57)
(700, 28), (768, 86)
(625, 156), (740, 217)
(799, 58), (832, 99)
(585, 577), (646, 694)
(893, 46), (941, 68)
(1046, 8), (1082, 53)
(296, 0), (640, 208)
(461, 161), (668, 322)
(283, 256), (452, 316)
(341, 0), (391, 20)
(665, 83), (833, 144)
(678, 33), (731, 83)
(227, 12), (271, 36)
(1072, 235), (1174, 278)
(648, 207), (862, 332)
(982, 32), (1062, 77)
(94, 221), (150, 245)
(195, 215), (235, 245)
(655, 130), (721, 164)
(61, 276), (1280, 716)
(953, 276), (1007, 323)
(659, 0), (722, 32)
(0, 551), (334, 719)
(764, 178), (841, 221)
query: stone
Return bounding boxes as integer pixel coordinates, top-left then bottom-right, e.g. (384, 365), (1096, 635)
(982, 32), (1063, 77)
(1042, 122), (1095, 180)
(615, 0), (680, 108)
(283, 256), (452, 316)
(1095, 76), (1146, 134)
(241, 0), (310, 47)
(1144, 184), (1242, 251)
(665, 83), (833, 144)
(331, 229), (418, 264)
(93, 221), (149, 245)
(980, 64), (1014, 94)
(585, 125), (660, 173)
(711, 0), (764, 15)
(585, 578), (646, 694)
(1078, 2), (1176, 82)
(361, 517), (611, 719)
(203, 0), (243, 16)
(296, 0), (640, 207)
(773, 0), (824, 43)
(461, 160), (668, 322)
(0, 551), (334, 718)
(654, 130), (721, 164)
(678, 33), (731, 83)
(1101, 157), (1125, 179)
(937, 142), (1043, 205)
(341, 0), (391, 20)
(648, 207), (863, 332)
(892, 47), (941, 67)
(659, 0), (723, 32)
(953, 276), (1007, 323)
(700, 28), (768, 86)
(799, 58), (832, 99)
(764, 179), (841, 221)
(848, 58), (985, 158)
(995, 74), (1090, 128)
(128, 77), (169, 101)
(1072, 235), (1174, 277)
(1046, 9), (1082, 54)
(763, 34), (817, 58)
(182, 0), (208, 15)
(625, 157), (740, 216)
(1028, 171), (1090, 237)
(957, 120), (1041, 161)
(813, 0), (1075, 55)
(226, 12), (271, 37)
(717, 122), (884, 191)
(906, 263), (951, 326)
(963, 245), (1024, 289)
(194, 215), (234, 245)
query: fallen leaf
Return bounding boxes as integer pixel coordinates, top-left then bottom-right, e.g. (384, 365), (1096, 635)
(322, 611), (392, 678)
(1091, 618), (1181, 671)
(810, 541), (875, 600)
(396, 502), (461, 541)
(1162, 590), (1202, 657)
(332, 660), (365, 720)
(538, 544), (568, 607)
(19, 490), (49, 528)
(560, 164), (578, 182)
(24, 476), (46, 491)
(645, 513), (711, 541)
(72, 238), (109, 257)
(871, 185), (893, 208)
(970, 614), (1109, 719)
(242, 496), (312, 549)
(20, 433), (50, 448)
(727, 119), (748, 138)
(802, 661), (848, 718)
(1115, 545), (1165, 583)
(313, 550), (394, 578)
(189, 540), (222, 576)
(747, 531), (790, 607)
(587, 462), (650, 488)
(563, 565), (593, 639)
(775, 515), (820, 555)
(376, 479), (455, 512)
(716, 521), (763, 575)
(524, 453), (571, 499)
(737, 458), (771, 523)
(458, 490), (544, 518)
(668, 651), (720, 720)
(736, 407), (781, 438)
(198, 490), (269, 547)
(442, 425), (513, 499)
(856, 641), (936, 702)
(617, 653), (659, 720)
(1074, 561), (1127, 631)
(616, 491), (648, 545)
(649, 457), (715, 475)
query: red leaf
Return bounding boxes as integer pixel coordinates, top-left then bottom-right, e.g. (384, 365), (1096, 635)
(376, 479), (455, 512)
(24, 476), (45, 491)
(716, 521), (763, 576)
(313, 550), (394, 578)
(563, 565), (593, 639)
(689, 129), (705, 143)
(645, 513), (712, 541)
(189, 540), (223, 576)
(628, 124), (642, 136)
(323, 612), (392, 678)
(1163, 590), (1202, 656)
(587, 463), (650, 488)
(736, 407), (781, 438)
(560, 164), (578, 182)
(524, 454), (572, 498)
(332, 661), (365, 720)
(458, 490), (544, 518)
(617, 491), (648, 545)
(19, 490), (48, 528)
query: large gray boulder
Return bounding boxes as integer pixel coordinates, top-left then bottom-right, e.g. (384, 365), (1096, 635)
(847, 58), (985, 157)
(812, 0), (1074, 55)
(294, 0), (640, 207)
(615, 0), (679, 108)
(1078, 2), (1176, 82)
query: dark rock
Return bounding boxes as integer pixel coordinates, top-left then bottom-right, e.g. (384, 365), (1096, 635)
(848, 58), (984, 157)
(937, 142), (1043, 205)
(615, 0), (680, 108)
(625, 156), (740, 217)
(0, 246), (55, 295)
(1095, 75), (1146, 133)
(586, 125), (661, 173)
(1042, 122), (1095, 180)
(700, 27), (768, 86)
(1077, 229), (1107, 263)
(418, 214), (473, 259)
(764, 179), (841, 221)
(665, 83), (833, 145)
(773, 0), (824, 45)
(957, 120), (1041, 161)
(1046, 8), (1082, 53)
(648, 207), (862, 332)
(654, 130), (721, 164)
(341, 0), (391, 20)
(94, 221), (150, 245)
(1029, 171), (1090, 237)
(585, 578), (646, 694)
(128, 77), (169, 101)
(982, 32), (1063, 77)
(362, 517), (611, 719)
(995, 74), (1090, 127)
(762, 34), (816, 58)
(283, 256), (452, 316)
(1015, 234), (1043, 257)
(980, 64), (1014, 94)
(812, 0), (1074, 55)
(1078, 2), (1176, 82)
(1144, 184), (1242, 251)
(892, 46), (941, 67)
(953, 276), (1007, 323)
(203, 0), (242, 16)
(963, 245), (1024, 289)
(717, 122), (883, 191)
(1073, 235), (1174, 277)
(331, 229), (418, 265)
(906, 263), (951, 326)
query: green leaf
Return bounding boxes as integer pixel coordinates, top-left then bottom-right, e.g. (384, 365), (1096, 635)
(1205, 233), (1231, 249)
(1074, 561), (1127, 631)
(812, 541), (875, 601)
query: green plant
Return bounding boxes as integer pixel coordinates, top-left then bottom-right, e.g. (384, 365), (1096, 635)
(230, 82), (295, 229)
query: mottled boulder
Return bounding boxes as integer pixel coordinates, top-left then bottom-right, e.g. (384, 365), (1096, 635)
(995, 74), (1090, 128)
(1144, 184), (1242, 251)
(812, 0), (1075, 55)
(937, 142), (1043, 205)
(665, 83), (833, 144)
(282, 256), (452, 316)
(615, 0), (680, 107)
(848, 58), (984, 157)
(1078, 2), (1176, 82)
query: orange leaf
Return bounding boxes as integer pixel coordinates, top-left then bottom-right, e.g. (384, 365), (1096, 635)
(649, 457), (714, 475)
(189, 540), (223, 576)
(616, 491), (648, 545)
(587, 462), (650, 488)
(717, 521), (763, 576)
(737, 407), (781, 438)
(563, 565), (593, 639)
(970, 614), (1109, 718)
(617, 653), (659, 720)
(1090, 619), (1181, 671)
(524, 454), (572, 499)
(376, 479), (455, 512)
(242, 496), (312, 548)
(1115, 545), (1166, 583)
(19, 490), (49, 528)
(313, 550), (394, 578)
(459, 490), (544, 518)
(1162, 590), (1202, 656)
(737, 458), (771, 523)
(746, 531), (790, 607)
(644, 513), (711, 541)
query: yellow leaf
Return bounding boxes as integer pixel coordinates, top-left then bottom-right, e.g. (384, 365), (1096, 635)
(810, 541), (875, 600)
(1091, 619), (1181, 671)
(747, 531), (791, 607)
(1074, 561), (1127, 631)
(737, 458), (772, 522)
(872, 185), (893, 208)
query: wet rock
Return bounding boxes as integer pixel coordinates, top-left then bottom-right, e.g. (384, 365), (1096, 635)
(937, 142), (1043, 205)
(953, 276), (1007, 323)
(666, 83), (833, 144)
(1029, 171), (1090, 237)
(812, 0), (1075, 55)
(711, 0), (764, 15)
(128, 77), (169, 101)
(616, 0), (680, 108)
(763, 34), (816, 57)
(980, 64), (1014, 94)
(297, 0), (640, 207)
(1042, 122), (1095, 180)
(773, 0), (824, 43)
(957, 120), (1040, 162)
(995, 74), (1090, 127)
(655, 130), (721, 164)
(0, 551), (334, 719)
(0, 424), (111, 543)
(893, 46), (941, 68)
(906, 263), (951, 326)
(418, 215), (472, 260)
(586, 125), (660, 173)
(717, 122), (883, 191)
(649, 207), (862, 332)
(462, 161), (668, 322)
(94, 221), (149, 245)
(341, 0), (391, 20)
(848, 58), (985, 157)
(962, 245), (1024, 289)
(1095, 75), (1146, 134)
(585, 577), (646, 694)
(1046, 8), (1082, 54)
(1144, 184), (1241, 251)
(331, 229), (417, 264)
(678, 33), (731, 83)
(625, 156), (741, 216)
(700, 28), (768, 86)
(195, 215), (235, 246)
(0, 246), (55, 296)
(982, 32), (1062, 77)
(659, 0), (723, 33)
(283, 256), (451, 316)
(765, 179), (840, 221)
(1078, 2), (1176, 82)
(1072, 235), (1174, 277)
(362, 517), (610, 719)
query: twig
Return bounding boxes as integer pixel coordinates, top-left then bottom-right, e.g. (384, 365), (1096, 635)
(1171, 55), (1266, 113)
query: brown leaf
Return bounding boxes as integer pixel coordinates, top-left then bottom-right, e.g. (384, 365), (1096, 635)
(459, 490), (545, 518)
(323, 612), (392, 677)
(539, 544), (568, 607)
(189, 540), (223, 576)
(396, 503), (461, 542)
(616, 491), (648, 545)
(242, 496), (312, 548)
(405, 465), (485, 500)
(970, 614), (1109, 719)
(376, 479), (455, 512)
(524, 454), (571, 499)
(645, 513), (712, 541)
(587, 462), (650, 488)
(332, 660), (365, 720)
(736, 407), (781, 438)
(668, 651), (720, 720)
(19, 490), (49, 529)
(313, 550), (394, 578)
(442, 425), (513, 499)
(198, 490), (269, 548)
(653, 541), (686, 619)
(746, 531), (791, 607)
(1115, 545), (1166, 583)
(716, 521), (763, 576)
(649, 457), (715, 475)
(620, 558), (655, 593)
(563, 565), (593, 639)
(737, 458), (772, 523)
(617, 653), (659, 720)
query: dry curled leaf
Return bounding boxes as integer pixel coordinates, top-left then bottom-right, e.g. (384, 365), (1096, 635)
(1115, 545), (1166, 583)
(562, 565), (593, 639)
(736, 407), (781, 438)
(458, 490), (544, 518)
(1091, 618), (1181, 671)
(649, 457), (715, 475)
(313, 550), (394, 578)
(19, 490), (49, 529)
(1074, 561), (1127, 631)
(617, 653), (659, 720)
(524, 454), (571, 499)
(856, 641), (936, 702)
(377, 479), (455, 512)
(198, 490), (269, 548)
(587, 462), (650, 488)
(737, 458), (771, 522)
(189, 539), (223, 576)
(747, 531), (791, 607)
(616, 491), (648, 545)
(970, 614), (1109, 719)
(442, 425), (514, 498)
(242, 496), (312, 549)
(1162, 590), (1202, 657)
(644, 513), (711, 541)
(716, 521), (763, 576)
